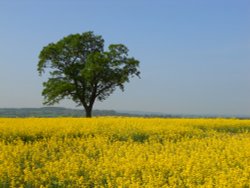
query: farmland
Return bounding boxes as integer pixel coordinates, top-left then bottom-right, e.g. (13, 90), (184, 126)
(0, 118), (249, 187)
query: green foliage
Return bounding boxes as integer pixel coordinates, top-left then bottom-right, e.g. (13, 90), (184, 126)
(131, 132), (149, 143)
(37, 31), (140, 117)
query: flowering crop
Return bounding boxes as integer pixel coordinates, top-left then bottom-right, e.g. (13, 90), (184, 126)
(0, 117), (249, 187)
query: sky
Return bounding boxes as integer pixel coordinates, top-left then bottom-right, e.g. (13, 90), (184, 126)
(0, 0), (249, 116)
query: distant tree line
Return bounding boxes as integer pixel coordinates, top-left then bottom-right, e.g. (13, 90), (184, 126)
(0, 107), (118, 117)
(0, 107), (176, 118)
(0, 107), (248, 119)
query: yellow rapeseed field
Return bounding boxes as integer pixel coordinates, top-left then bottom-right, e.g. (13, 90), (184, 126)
(0, 117), (249, 187)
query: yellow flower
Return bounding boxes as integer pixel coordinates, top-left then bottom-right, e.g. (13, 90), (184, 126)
(0, 117), (249, 187)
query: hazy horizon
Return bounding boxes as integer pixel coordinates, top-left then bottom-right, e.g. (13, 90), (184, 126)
(0, 1), (250, 116)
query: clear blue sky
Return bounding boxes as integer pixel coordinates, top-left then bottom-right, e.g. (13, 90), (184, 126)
(0, 0), (249, 116)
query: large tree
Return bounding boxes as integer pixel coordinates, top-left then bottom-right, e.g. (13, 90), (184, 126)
(37, 31), (140, 117)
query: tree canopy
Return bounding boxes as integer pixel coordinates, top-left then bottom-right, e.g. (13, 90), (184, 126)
(37, 31), (140, 117)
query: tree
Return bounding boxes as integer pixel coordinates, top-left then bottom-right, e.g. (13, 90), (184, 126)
(37, 31), (140, 117)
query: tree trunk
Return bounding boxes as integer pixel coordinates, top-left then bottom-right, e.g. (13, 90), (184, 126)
(85, 107), (92, 118)
(82, 98), (95, 118)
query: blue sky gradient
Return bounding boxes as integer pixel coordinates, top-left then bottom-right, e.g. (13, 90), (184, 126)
(0, 0), (249, 116)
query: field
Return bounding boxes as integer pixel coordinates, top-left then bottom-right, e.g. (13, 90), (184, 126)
(0, 118), (249, 187)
